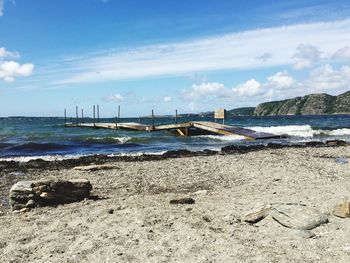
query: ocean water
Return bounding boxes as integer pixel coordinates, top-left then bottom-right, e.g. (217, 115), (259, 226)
(0, 115), (350, 161)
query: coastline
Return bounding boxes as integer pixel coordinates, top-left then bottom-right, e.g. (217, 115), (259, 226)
(0, 143), (350, 262)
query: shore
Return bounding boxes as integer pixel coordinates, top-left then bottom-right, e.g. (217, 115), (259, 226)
(1, 144), (350, 262)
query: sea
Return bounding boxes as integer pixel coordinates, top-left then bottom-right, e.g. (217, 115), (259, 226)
(0, 115), (350, 162)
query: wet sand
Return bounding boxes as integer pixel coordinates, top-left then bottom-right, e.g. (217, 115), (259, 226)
(1, 145), (350, 262)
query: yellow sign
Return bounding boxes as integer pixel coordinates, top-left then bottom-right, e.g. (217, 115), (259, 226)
(214, 109), (226, 119)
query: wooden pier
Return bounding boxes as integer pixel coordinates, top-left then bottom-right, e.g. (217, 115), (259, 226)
(66, 121), (283, 140)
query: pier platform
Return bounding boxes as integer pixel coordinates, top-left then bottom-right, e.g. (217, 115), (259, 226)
(66, 121), (283, 140)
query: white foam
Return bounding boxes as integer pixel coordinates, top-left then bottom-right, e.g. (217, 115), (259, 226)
(248, 125), (321, 137)
(196, 134), (245, 141)
(328, 128), (350, 136)
(0, 154), (86, 163)
(91, 136), (132, 143)
(0, 150), (167, 163)
(107, 151), (167, 157)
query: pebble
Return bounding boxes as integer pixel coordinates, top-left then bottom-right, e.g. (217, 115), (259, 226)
(108, 209), (114, 214)
(170, 197), (195, 205)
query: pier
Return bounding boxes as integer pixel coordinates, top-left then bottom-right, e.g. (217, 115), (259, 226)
(65, 121), (282, 140)
(64, 106), (283, 140)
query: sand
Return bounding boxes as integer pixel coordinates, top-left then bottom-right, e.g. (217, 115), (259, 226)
(1, 146), (350, 262)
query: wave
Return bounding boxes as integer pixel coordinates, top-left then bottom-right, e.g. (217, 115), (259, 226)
(0, 154), (86, 162)
(83, 136), (133, 144)
(0, 151), (168, 163)
(328, 128), (350, 136)
(196, 134), (246, 141)
(248, 125), (350, 138)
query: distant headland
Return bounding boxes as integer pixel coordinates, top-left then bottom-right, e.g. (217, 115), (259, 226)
(183, 90), (350, 117)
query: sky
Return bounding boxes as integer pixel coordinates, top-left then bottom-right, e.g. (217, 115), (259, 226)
(0, 0), (350, 117)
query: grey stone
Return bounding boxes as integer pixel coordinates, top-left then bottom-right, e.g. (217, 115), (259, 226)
(270, 204), (328, 230)
(244, 203), (328, 230)
(243, 203), (272, 223)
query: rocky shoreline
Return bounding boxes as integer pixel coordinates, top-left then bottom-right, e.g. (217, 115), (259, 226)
(0, 139), (348, 172)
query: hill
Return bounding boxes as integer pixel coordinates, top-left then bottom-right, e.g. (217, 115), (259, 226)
(254, 91), (350, 116)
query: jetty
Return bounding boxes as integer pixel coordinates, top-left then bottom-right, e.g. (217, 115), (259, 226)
(64, 107), (283, 140)
(66, 121), (282, 140)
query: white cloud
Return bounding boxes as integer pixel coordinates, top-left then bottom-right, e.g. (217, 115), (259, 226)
(232, 79), (263, 97)
(0, 47), (20, 59)
(0, 61), (34, 82)
(267, 71), (295, 89)
(53, 19), (350, 84)
(332, 46), (350, 60)
(163, 96), (172, 102)
(292, 44), (322, 69)
(179, 63), (350, 104)
(182, 82), (228, 100)
(306, 64), (350, 92)
(0, 0), (3, 16)
(103, 94), (124, 102)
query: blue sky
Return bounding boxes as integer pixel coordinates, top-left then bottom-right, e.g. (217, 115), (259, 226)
(1, 0), (350, 117)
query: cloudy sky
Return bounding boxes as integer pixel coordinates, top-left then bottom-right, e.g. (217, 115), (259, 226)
(1, 0), (350, 117)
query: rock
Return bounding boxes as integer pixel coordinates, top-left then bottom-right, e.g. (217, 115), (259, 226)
(326, 140), (347, 147)
(335, 158), (349, 165)
(244, 203), (328, 230)
(270, 204), (328, 230)
(243, 203), (271, 223)
(73, 164), (120, 171)
(170, 197), (195, 205)
(9, 179), (92, 211)
(20, 208), (30, 213)
(108, 209), (114, 214)
(202, 215), (212, 222)
(333, 201), (350, 218)
(25, 199), (36, 208)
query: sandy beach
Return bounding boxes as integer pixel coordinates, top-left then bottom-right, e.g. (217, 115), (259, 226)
(1, 145), (350, 262)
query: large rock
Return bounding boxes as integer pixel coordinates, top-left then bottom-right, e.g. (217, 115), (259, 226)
(244, 203), (328, 230)
(270, 204), (328, 230)
(9, 179), (92, 211)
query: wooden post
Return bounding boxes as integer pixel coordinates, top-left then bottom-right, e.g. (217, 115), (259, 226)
(93, 105), (96, 127)
(117, 105), (120, 129)
(64, 109), (67, 126)
(76, 106), (79, 125)
(175, 109), (178, 124)
(152, 109), (155, 130)
(139, 116), (141, 123)
(81, 109), (84, 123)
(97, 105), (100, 123)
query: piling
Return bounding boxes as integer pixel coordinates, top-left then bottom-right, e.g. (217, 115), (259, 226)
(97, 105), (100, 123)
(81, 109), (84, 123)
(117, 105), (120, 129)
(175, 109), (178, 124)
(76, 106), (79, 125)
(93, 105), (96, 127)
(64, 109), (67, 126)
(152, 109), (155, 130)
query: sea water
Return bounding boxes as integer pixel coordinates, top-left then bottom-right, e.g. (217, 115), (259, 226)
(0, 115), (350, 161)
